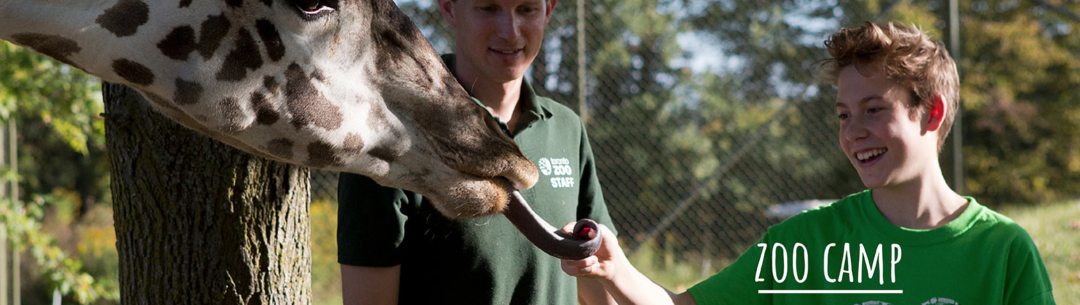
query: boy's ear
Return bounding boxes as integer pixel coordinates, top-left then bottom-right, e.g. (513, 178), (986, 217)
(926, 94), (947, 132)
(544, 0), (558, 23)
(438, 0), (457, 27)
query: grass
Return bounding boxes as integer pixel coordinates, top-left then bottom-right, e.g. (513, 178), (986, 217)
(628, 238), (731, 293)
(998, 200), (1080, 302)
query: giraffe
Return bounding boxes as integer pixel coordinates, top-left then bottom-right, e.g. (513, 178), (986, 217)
(0, 0), (603, 260)
(0, 0), (545, 218)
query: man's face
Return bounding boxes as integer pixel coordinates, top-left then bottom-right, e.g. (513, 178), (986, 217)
(441, 0), (555, 83)
(835, 66), (938, 189)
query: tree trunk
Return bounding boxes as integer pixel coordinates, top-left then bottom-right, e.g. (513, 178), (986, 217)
(103, 83), (311, 305)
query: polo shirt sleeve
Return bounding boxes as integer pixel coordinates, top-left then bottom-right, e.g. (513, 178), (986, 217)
(576, 121), (618, 236)
(336, 172), (415, 267)
(688, 232), (772, 304)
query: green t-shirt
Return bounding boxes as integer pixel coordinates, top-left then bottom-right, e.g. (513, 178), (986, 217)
(688, 190), (1055, 304)
(337, 54), (616, 305)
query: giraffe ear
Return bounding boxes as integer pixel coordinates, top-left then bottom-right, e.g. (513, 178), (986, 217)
(437, 0), (457, 27)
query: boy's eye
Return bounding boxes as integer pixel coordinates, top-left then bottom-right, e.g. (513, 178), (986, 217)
(479, 5), (498, 12)
(867, 107), (884, 114)
(837, 113), (849, 120)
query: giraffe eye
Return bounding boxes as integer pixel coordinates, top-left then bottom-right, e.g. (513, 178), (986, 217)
(291, 0), (335, 18)
(294, 0), (322, 12)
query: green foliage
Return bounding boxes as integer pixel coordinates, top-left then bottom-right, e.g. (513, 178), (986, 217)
(1, 41), (113, 304)
(310, 199), (343, 305)
(0, 41), (103, 155)
(1, 194), (119, 304)
(958, 0), (1080, 204)
(1, 41), (110, 207)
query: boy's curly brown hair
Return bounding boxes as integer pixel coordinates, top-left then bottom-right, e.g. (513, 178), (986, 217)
(818, 21), (959, 149)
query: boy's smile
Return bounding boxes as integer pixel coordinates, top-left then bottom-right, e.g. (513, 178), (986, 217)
(836, 66), (938, 189)
(854, 147), (888, 165)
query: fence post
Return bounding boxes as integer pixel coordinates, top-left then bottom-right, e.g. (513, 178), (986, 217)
(0, 121), (7, 305)
(576, 0), (587, 122)
(948, 0), (964, 194)
(1, 225), (6, 305)
(7, 119), (17, 305)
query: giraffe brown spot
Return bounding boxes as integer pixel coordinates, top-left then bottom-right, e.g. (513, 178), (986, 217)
(311, 69), (325, 82)
(95, 0), (150, 37)
(143, 92), (184, 115)
(174, 78), (203, 105)
(369, 146), (399, 163)
(255, 19), (285, 62)
(365, 106), (408, 162)
(263, 76), (280, 95)
(112, 59), (155, 86)
(226, 0), (243, 8)
(371, 0), (417, 35)
(284, 63), (344, 131)
(250, 92), (280, 125)
(260, 0), (272, 7)
(216, 29), (263, 81)
(197, 14), (231, 59)
(10, 33), (83, 69)
(179, 0), (192, 8)
(374, 29), (408, 71)
(442, 74), (470, 100)
(266, 138), (294, 159)
(218, 97), (245, 132)
(306, 141), (337, 168)
(343, 133), (364, 155)
(158, 26), (197, 60)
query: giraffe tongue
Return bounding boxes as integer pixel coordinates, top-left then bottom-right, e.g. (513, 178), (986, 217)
(502, 191), (602, 260)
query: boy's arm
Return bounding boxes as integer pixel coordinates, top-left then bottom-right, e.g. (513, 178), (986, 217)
(337, 173), (414, 305)
(577, 278), (617, 305)
(561, 224), (698, 305)
(341, 265), (400, 305)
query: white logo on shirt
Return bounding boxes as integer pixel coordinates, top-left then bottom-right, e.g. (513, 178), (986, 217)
(853, 297), (958, 305)
(538, 158), (552, 176)
(921, 298), (959, 305)
(538, 157), (574, 188)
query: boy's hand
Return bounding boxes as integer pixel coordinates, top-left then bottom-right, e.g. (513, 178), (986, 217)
(560, 223), (625, 281)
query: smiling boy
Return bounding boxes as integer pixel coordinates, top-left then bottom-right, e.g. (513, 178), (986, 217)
(558, 21), (1055, 304)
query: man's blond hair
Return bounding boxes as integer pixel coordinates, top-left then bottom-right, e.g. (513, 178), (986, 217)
(819, 21), (960, 149)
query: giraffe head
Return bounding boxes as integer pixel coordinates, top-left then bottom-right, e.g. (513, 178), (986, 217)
(0, 0), (539, 218)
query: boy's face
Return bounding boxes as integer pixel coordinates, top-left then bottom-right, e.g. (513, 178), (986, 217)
(835, 66), (938, 189)
(441, 0), (555, 83)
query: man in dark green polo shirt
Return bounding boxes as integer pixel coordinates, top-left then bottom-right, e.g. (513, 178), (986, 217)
(336, 0), (617, 304)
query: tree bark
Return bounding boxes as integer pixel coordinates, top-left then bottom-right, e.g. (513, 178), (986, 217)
(103, 83), (311, 305)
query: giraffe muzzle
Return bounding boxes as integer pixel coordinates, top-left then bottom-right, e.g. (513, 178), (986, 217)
(503, 191), (603, 260)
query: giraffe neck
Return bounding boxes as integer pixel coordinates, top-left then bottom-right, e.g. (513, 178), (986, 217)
(1, 0), (541, 220)
(1, 0), (235, 89)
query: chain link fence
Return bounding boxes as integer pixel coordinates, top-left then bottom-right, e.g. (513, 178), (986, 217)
(311, 0), (1080, 281)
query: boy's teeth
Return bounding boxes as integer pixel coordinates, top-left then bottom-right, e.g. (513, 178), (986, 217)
(857, 148), (886, 161)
